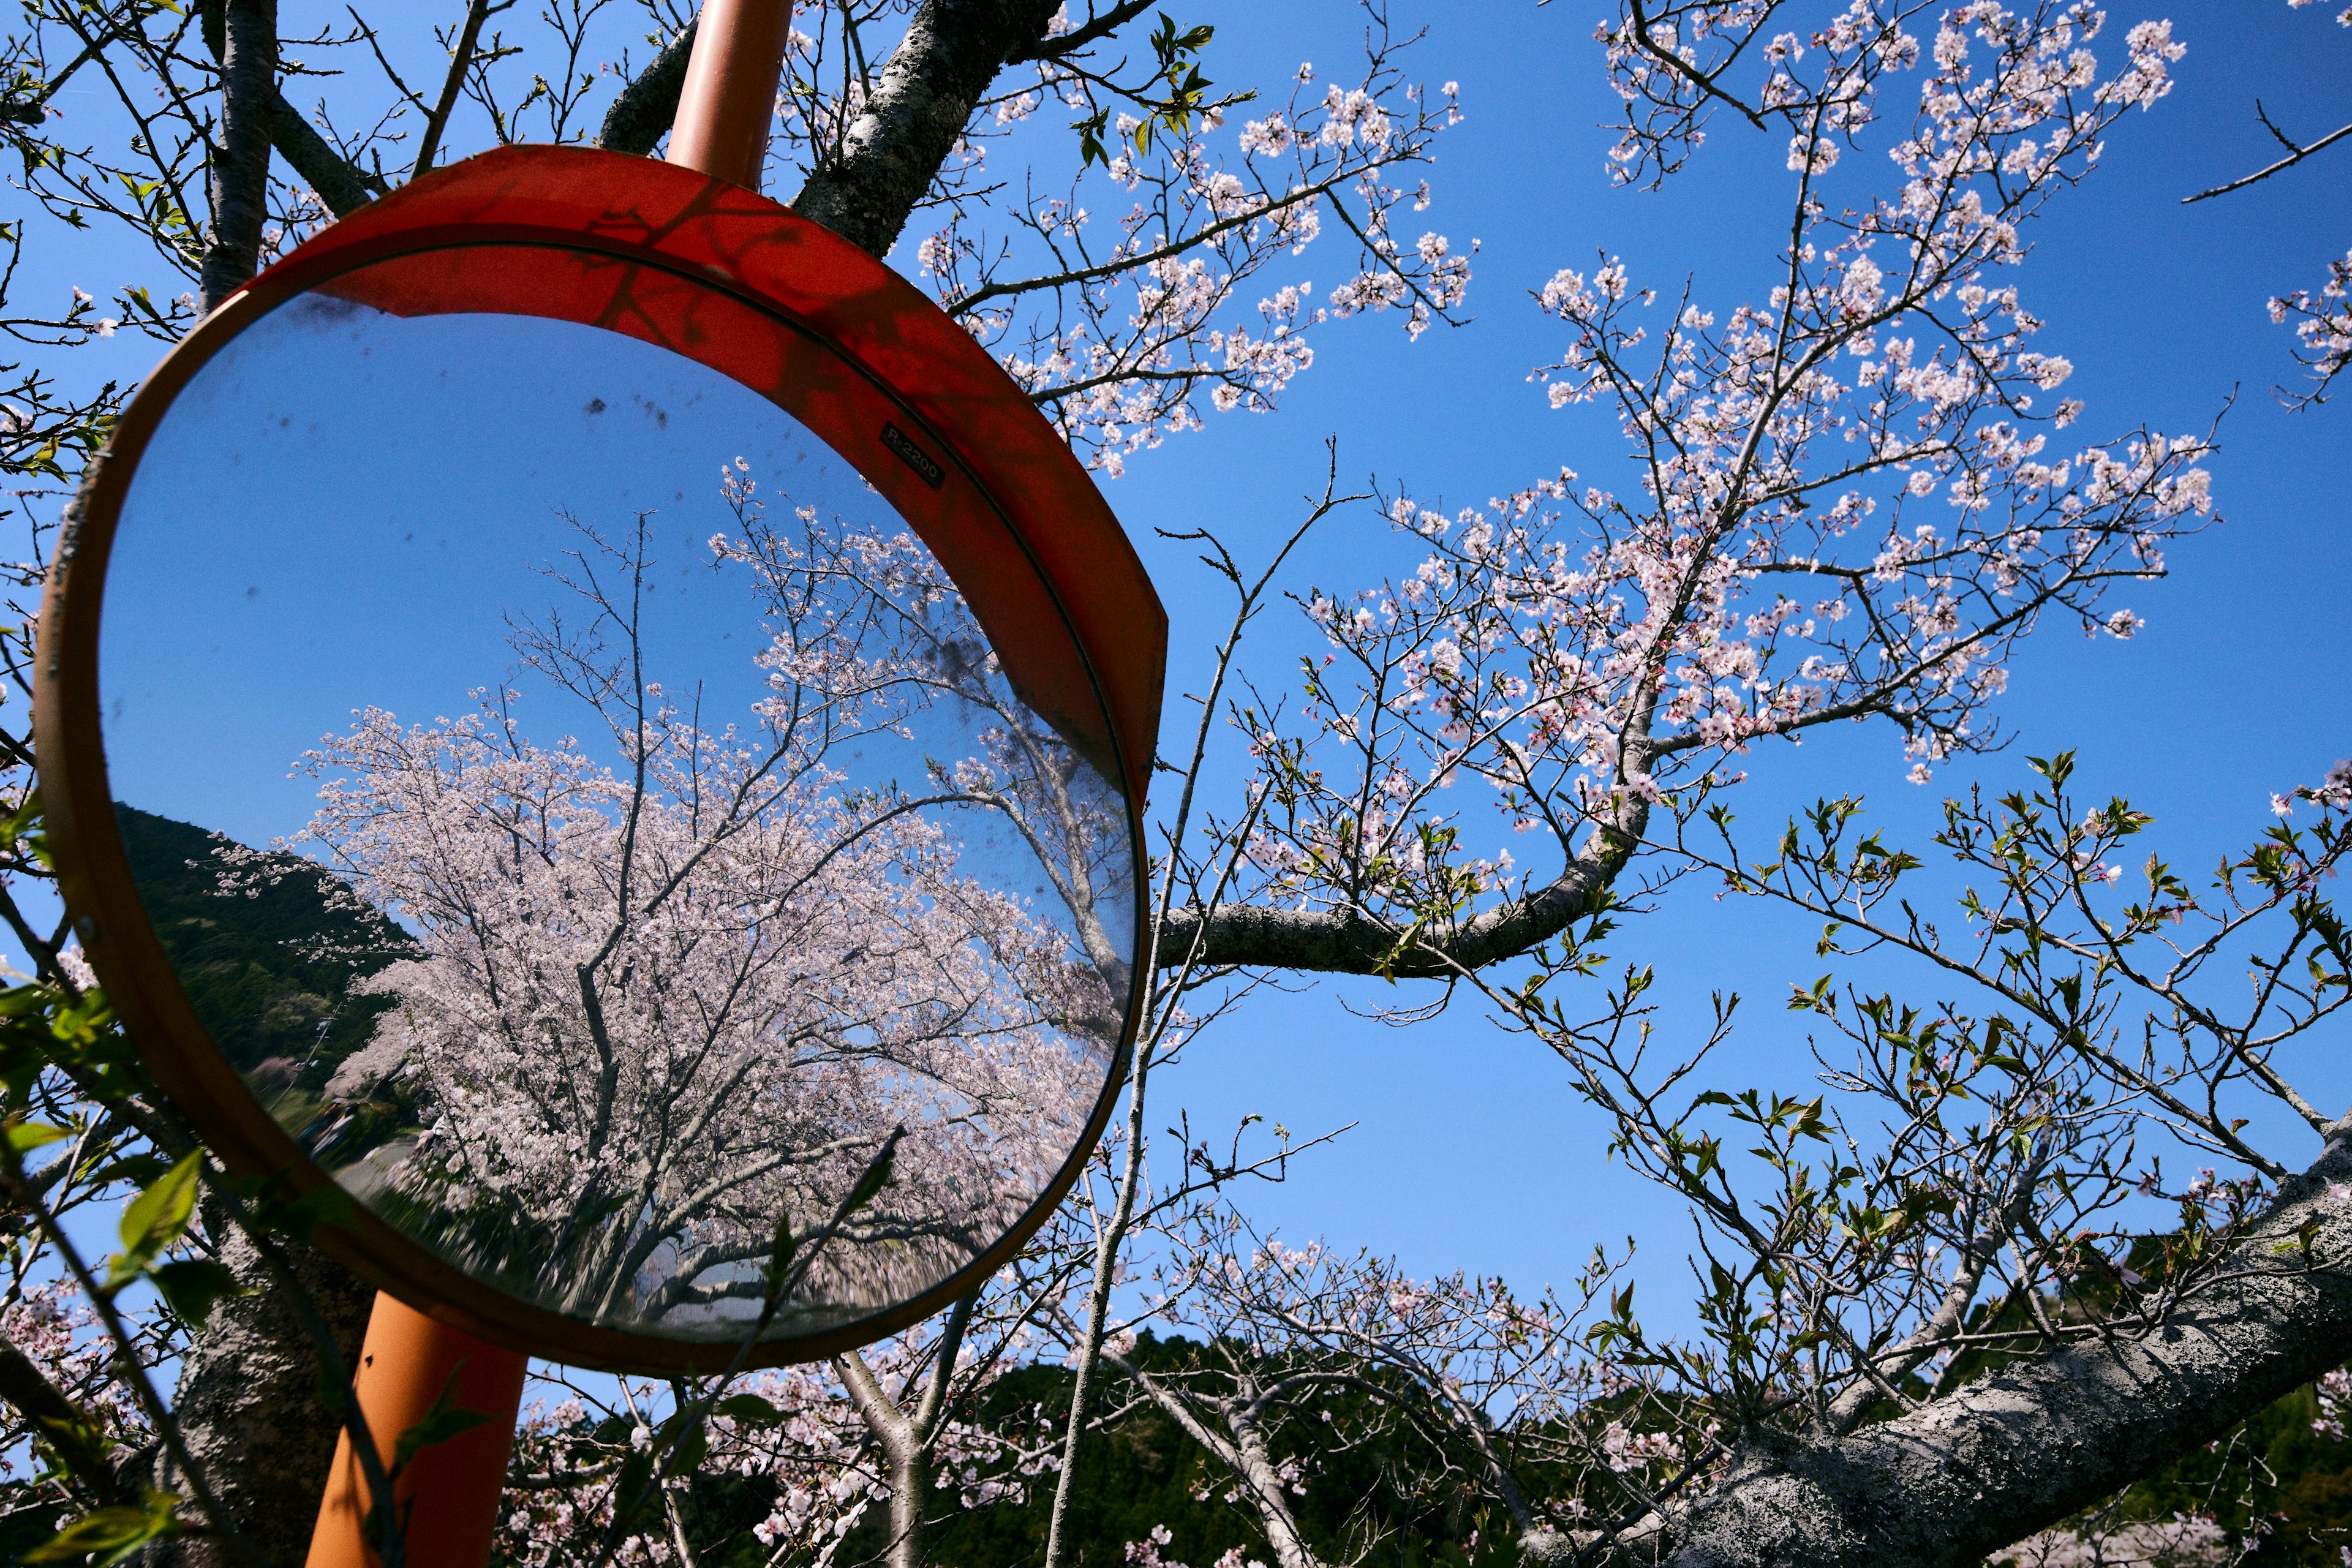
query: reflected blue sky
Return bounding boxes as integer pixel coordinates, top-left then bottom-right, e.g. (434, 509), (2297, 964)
(102, 290), (1123, 952)
(109, 293), (836, 844)
(95, 285), (1135, 1338)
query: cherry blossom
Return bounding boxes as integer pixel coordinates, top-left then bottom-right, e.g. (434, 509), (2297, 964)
(1234, 2), (2212, 954)
(292, 493), (1130, 1338)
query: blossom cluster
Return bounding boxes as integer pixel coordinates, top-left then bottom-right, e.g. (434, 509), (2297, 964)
(292, 487), (1128, 1336)
(1237, 1), (2211, 934)
(925, 27), (1469, 474)
(2269, 248), (2352, 409)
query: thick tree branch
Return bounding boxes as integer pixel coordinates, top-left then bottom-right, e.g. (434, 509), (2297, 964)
(786, 0), (1061, 258)
(201, 4), (385, 219)
(271, 96), (387, 216)
(597, 19), (699, 155)
(837, 1294), (978, 1568)
(1153, 804), (1645, 976)
(1589, 1119), (2352, 1568)
(210, 6), (695, 217)
(196, 0), (279, 314)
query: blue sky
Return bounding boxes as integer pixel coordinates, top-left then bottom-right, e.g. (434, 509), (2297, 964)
(1095, 0), (2352, 1327)
(19, 0), (2352, 1348)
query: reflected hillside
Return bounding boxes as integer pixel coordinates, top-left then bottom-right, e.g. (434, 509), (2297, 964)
(117, 803), (417, 1113)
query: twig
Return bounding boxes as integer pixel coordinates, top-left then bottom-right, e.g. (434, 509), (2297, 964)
(413, 0), (502, 177)
(2184, 104), (2352, 203)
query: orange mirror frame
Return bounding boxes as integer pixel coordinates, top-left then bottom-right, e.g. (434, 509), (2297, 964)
(34, 144), (1167, 1374)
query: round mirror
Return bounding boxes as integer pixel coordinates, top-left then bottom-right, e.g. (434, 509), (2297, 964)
(37, 148), (1163, 1371)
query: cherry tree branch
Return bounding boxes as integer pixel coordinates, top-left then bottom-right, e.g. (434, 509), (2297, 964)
(2183, 101), (2352, 203)
(1624, 0), (1771, 130)
(195, 0), (277, 314)
(595, 17), (698, 155)
(1585, 1120), (2352, 1568)
(1154, 803), (1642, 977)
(789, 0), (1062, 257)
(410, 0), (504, 177)
(1003, 1), (1155, 62)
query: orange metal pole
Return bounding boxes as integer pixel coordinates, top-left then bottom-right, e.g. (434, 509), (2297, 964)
(666, 0), (795, 190)
(304, 1292), (530, 1568)
(304, 13), (794, 1568)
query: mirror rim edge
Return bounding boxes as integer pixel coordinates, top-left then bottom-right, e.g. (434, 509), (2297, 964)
(33, 147), (1161, 1374)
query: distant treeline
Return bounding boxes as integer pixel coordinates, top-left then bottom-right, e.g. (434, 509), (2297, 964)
(116, 802), (413, 1096)
(91, 810), (2352, 1568)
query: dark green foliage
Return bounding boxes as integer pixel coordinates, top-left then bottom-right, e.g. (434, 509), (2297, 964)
(0, 1496), (74, 1565)
(926, 1332), (1518, 1568)
(113, 803), (413, 1101)
(545, 1341), (2352, 1568)
(929, 1352), (1270, 1568)
(597, 1334), (1530, 1568)
(2117, 1382), (2352, 1565)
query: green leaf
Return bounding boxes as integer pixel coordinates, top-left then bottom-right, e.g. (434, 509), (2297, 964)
(613, 1446), (654, 1512)
(119, 1153), (200, 1254)
(149, 1259), (250, 1325)
(845, 1133), (900, 1214)
(29, 1404), (113, 1470)
(670, 1422), (710, 1477)
(716, 1393), (787, 1425)
(7, 1118), (69, 1152)
(391, 1363), (494, 1474)
(277, 1181), (356, 1243)
(763, 1205), (797, 1300)
(23, 1490), (181, 1564)
(237, 1174), (358, 1245)
(106, 1153), (200, 1291)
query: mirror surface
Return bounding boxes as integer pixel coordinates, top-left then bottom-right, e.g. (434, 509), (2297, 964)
(97, 265), (1136, 1343)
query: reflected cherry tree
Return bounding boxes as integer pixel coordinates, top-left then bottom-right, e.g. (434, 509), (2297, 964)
(284, 483), (1134, 1339)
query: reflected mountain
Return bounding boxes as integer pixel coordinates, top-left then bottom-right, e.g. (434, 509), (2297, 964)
(116, 802), (415, 1118)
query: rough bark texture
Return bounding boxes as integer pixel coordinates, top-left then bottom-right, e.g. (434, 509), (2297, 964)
(270, 96), (385, 217)
(1154, 807), (1646, 976)
(195, 0), (277, 315)
(1588, 1121), (2352, 1568)
(202, 1), (385, 218)
(162, 1221), (375, 1568)
(786, 0), (1060, 257)
(596, 19), (699, 155)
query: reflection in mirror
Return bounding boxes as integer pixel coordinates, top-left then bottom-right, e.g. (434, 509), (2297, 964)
(99, 275), (1135, 1341)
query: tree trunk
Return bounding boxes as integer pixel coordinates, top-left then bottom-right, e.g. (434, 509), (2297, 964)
(196, 0), (277, 315)
(786, 0), (1060, 257)
(885, 1442), (932, 1568)
(1588, 1118), (2352, 1568)
(1227, 1394), (1322, 1568)
(835, 1294), (974, 1568)
(199, 1), (383, 218)
(162, 1222), (375, 1568)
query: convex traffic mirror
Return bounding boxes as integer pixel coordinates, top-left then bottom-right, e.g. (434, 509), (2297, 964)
(36, 146), (1166, 1373)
